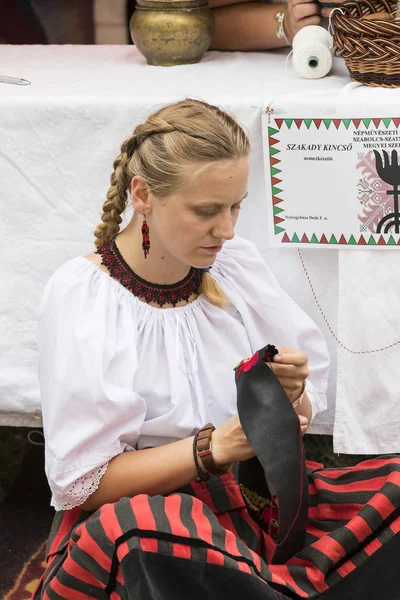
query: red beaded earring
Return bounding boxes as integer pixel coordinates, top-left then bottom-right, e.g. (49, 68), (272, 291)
(141, 217), (150, 259)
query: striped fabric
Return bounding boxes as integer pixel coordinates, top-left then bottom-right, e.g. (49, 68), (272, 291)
(33, 457), (400, 599)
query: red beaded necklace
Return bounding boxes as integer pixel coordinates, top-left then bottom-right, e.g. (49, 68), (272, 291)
(96, 239), (203, 308)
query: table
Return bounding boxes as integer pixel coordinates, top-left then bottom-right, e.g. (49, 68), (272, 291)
(1, 44), (399, 453)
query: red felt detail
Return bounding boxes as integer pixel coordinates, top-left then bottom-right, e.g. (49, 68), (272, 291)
(235, 352), (259, 379)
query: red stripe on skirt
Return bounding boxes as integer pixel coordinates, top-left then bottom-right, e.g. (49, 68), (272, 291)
(367, 492), (396, 520)
(343, 515), (372, 542)
(305, 523), (329, 539)
(223, 477), (247, 510)
(311, 458), (400, 480)
(216, 511), (240, 539)
(215, 512), (252, 574)
(363, 537), (382, 556)
(271, 565), (309, 597)
(164, 494), (191, 559)
(191, 482), (217, 512)
(337, 559), (356, 578)
(129, 495), (158, 554)
(237, 506), (263, 551)
(50, 572), (101, 600)
(305, 564), (329, 594)
(191, 495), (226, 566)
(62, 553), (107, 590)
(47, 508), (83, 557)
(312, 475), (389, 494)
(311, 534), (347, 563)
(389, 517), (400, 534)
(310, 468), (353, 480)
(74, 522), (113, 573)
(308, 503), (364, 521)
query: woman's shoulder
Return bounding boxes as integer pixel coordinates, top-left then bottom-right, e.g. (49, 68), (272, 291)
(213, 235), (264, 275)
(41, 252), (120, 316)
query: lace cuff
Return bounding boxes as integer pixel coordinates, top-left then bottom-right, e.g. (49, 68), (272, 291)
(50, 462), (109, 511)
(306, 379), (327, 422)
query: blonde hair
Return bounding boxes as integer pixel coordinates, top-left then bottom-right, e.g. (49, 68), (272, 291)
(94, 98), (250, 308)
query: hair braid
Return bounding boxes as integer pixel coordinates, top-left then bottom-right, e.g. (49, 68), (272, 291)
(94, 138), (137, 247)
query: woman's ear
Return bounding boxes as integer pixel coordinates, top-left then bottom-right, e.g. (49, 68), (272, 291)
(130, 176), (152, 215)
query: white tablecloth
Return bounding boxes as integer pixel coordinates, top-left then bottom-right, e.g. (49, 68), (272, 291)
(1, 44), (399, 453)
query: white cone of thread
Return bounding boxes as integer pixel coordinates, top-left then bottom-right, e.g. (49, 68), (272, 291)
(292, 25), (334, 79)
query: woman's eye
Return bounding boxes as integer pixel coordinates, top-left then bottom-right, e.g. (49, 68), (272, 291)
(197, 210), (218, 217)
(196, 204), (241, 217)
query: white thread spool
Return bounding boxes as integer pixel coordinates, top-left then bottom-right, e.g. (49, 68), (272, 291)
(292, 25), (334, 79)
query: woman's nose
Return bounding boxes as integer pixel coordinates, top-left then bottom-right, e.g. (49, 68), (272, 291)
(212, 214), (235, 241)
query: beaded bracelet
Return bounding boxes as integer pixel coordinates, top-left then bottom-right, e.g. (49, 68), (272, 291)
(275, 11), (290, 46)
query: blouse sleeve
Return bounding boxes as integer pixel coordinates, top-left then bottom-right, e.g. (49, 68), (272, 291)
(38, 259), (146, 510)
(211, 236), (330, 420)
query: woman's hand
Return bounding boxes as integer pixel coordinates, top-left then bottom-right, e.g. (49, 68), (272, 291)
(212, 413), (255, 465)
(285, 0), (321, 43)
(267, 347), (309, 406)
(212, 409), (309, 466)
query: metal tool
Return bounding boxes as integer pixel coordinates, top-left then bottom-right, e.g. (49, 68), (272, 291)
(0, 75), (31, 86)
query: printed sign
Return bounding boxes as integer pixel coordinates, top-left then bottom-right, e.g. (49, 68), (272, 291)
(262, 116), (400, 248)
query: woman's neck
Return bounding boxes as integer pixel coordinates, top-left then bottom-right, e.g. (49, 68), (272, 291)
(115, 218), (190, 285)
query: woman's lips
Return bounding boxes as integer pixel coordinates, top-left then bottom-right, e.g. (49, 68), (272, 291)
(202, 245), (223, 253)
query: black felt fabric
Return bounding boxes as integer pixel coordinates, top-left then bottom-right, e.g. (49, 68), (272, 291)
(236, 346), (309, 563)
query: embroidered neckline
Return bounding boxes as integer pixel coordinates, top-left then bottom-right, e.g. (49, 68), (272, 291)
(96, 239), (203, 308)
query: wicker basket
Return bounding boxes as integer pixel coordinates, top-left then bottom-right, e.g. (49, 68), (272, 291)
(331, 0), (400, 87)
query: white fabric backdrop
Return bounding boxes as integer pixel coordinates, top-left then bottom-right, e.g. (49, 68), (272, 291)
(1, 45), (398, 453)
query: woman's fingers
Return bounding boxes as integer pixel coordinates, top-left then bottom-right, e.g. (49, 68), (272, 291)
(270, 362), (309, 381)
(286, 0), (322, 41)
(291, 1), (320, 20)
(274, 348), (308, 367)
(298, 415), (309, 435)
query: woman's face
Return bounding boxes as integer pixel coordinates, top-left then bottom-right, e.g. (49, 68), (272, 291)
(147, 157), (249, 269)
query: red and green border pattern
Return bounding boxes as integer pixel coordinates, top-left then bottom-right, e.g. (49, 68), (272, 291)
(268, 118), (400, 246)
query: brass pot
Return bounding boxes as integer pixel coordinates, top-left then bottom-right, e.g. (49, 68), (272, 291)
(130, 0), (215, 66)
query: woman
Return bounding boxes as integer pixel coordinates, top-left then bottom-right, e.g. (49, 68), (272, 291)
(35, 99), (400, 600)
(127, 0), (333, 51)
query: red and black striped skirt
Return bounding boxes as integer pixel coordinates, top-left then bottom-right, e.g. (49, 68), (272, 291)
(33, 457), (400, 600)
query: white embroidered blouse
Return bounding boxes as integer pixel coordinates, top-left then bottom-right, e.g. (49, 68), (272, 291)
(38, 236), (330, 511)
